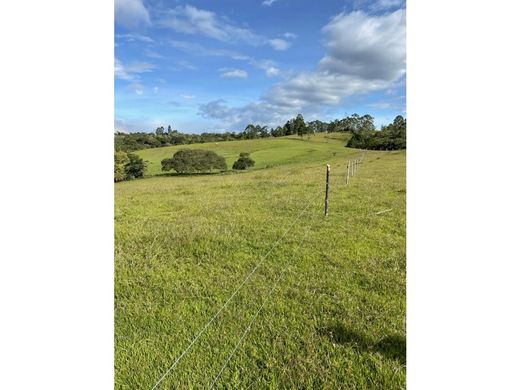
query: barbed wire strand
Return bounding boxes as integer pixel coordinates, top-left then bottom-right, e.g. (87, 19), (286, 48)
(208, 216), (318, 389)
(151, 199), (316, 390)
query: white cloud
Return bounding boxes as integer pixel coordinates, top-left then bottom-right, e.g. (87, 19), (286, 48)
(170, 40), (282, 78)
(198, 9), (406, 130)
(181, 94), (196, 99)
(114, 58), (155, 81)
(115, 33), (154, 43)
(159, 5), (291, 51)
(115, 0), (150, 29)
(219, 68), (248, 79)
(268, 38), (291, 51)
(265, 66), (280, 77)
(129, 81), (144, 95)
(319, 9), (405, 80)
(173, 60), (197, 71)
(283, 32), (298, 39)
(144, 48), (163, 59)
(158, 5), (263, 45)
(369, 0), (404, 11)
(262, 0), (278, 6)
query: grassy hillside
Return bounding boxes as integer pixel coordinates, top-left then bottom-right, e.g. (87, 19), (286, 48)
(136, 132), (352, 176)
(115, 135), (406, 389)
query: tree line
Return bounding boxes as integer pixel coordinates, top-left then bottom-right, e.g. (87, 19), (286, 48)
(115, 113), (406, 152)
(114, 113), (406, 181)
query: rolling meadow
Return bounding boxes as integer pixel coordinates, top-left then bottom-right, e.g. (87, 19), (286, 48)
(115, 133), (406, 389)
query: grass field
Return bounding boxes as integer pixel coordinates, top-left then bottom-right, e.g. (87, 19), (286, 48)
(135, 133), (352, 176)
(115, 134), (406, 389)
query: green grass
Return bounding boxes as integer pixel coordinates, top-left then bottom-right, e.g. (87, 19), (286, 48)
(135, 132), (352, 176)
(116, 135), (406, 389)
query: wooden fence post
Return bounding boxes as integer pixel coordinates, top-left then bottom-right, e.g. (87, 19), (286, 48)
(345, 161), (350, 184)
(325, 164), (330, 216)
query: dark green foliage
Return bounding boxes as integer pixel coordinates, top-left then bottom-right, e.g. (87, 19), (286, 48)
(114, 151), (130, 182)
(242, 124), (269, 139)
(115, 129), (247, 152)
(161, 149), (227, 174)
(346, 115), (406, 150)
(114, 151), (146, 181)
(307, 120), (329, 133)
(114, 114), (405, 152)
(125, 153), (146, 179)
(232, 152), (256, 170)
(294, 114), (310, 137)
(328, 113), (375, 133)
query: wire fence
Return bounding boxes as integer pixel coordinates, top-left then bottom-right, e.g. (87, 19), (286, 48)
(151, 191), (318, 389)
(148, 149), (372, 389)
(207, 213), (320, 388)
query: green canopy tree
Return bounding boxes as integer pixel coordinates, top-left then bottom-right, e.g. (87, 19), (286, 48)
(161, 149), (227, 173)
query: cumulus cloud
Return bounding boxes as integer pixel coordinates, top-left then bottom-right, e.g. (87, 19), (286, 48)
(268, 38), (291, 51)
(198, 9), (406, 130)
(262, 0), (278, 6)
(283, 32), (298, 39)
(319, 10), (405, 80)
(115, 0), (150, 29)
(199, 99), (293, 127)
(219, 68), (248, 79)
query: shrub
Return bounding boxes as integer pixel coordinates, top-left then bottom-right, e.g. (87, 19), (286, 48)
(232, 152), (255, 170)
(114, 151), (146, 181)
(124, 153), (146, 179)
(114, 151), (129, 182)
(161, 149), (227, 173)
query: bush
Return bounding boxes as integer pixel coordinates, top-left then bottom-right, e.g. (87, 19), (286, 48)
(232, 152), (255, 170)
(114, 151), (146, 181)
(161, 149), (227, 173)
(125, 153), (146, 179)
(114, 151), (129, 182)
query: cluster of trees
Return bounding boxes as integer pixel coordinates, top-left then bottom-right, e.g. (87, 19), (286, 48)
(232, 152), (255, 170)
(115, 113), (407, 155)
(161, 149), (227, 174)
(114, 151), (146, 182)
(115, 126), (243, 152)
(114, 114), (323, 152)
(347, 115), (406, 150)
(158, 149), (257, 174)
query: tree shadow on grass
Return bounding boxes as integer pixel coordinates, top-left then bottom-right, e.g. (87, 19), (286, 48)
(318, 323), (406, 364)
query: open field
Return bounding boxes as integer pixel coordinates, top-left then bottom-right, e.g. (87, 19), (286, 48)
(115, 135), (406, 389)
(135, 132), (352, 176)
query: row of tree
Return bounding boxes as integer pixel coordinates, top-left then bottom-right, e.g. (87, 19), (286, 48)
(115, 113), (406, 153)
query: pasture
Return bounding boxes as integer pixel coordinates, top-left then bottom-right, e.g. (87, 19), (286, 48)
(135, 132), (352, 176)
(115, 134), (406, 389)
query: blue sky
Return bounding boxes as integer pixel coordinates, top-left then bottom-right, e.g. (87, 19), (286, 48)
(115, 0), (406, 133)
